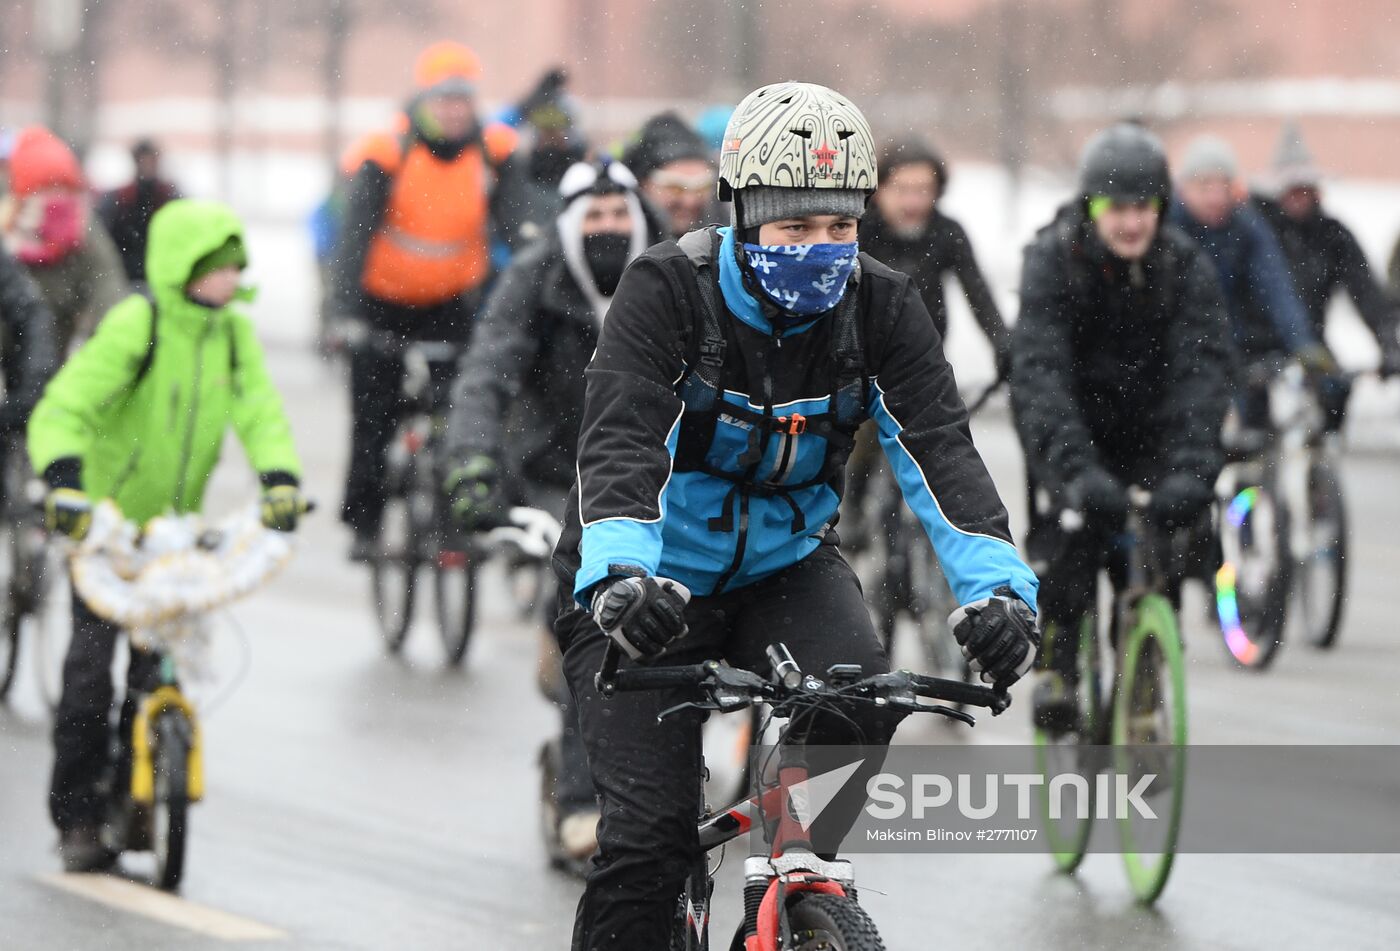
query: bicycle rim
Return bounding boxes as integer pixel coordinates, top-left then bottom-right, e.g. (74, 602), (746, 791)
(1214, 486), (1289, 669)
(434, 553), (477, 667)
(372, 495), (418, 653)
(1298, 461), (1347, 649)
(1034, 614), (1103, 873)
(1113, 594), (1187, 905)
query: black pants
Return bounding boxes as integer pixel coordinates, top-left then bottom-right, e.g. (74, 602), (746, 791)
(556, 544), (896, 951)
(340, 294), (477, 535)
(50, 593), (159, 831)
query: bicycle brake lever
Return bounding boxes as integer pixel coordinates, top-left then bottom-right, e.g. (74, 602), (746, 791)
(892, 699), (977, 726)
(655, 700), (718, 723)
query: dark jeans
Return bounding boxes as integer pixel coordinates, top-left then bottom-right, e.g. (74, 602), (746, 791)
(340, 294), (477, 535)
(556, 544), (896, 951)
(50, 593), (159, 831)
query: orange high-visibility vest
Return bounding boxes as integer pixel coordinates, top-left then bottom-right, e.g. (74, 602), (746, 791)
(355, 123), (516, 307)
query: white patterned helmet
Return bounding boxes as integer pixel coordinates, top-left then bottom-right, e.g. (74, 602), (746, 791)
(717, 82), (879, 202)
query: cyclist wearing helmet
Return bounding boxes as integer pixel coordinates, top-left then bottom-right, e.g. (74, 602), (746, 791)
(1011, 123), (1232, 732)
(553, 82), (1039, 948)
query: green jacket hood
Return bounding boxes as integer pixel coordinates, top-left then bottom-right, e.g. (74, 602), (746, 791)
(145, 199), (247, 293)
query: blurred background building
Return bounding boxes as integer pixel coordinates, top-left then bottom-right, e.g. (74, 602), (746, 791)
(2, 0), (1396, 211)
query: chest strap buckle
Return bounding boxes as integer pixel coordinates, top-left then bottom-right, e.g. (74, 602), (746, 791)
(776, 413), (807, 436)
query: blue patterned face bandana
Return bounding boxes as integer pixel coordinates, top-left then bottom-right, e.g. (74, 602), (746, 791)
(741, 241), (858, 316)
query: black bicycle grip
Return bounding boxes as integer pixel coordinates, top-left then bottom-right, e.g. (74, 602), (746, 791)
(611, 663), (714, 693)
(910, 674), (1010, 714)
(596, 638), (714, 695)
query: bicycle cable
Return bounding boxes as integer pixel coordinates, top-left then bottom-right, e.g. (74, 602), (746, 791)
(197, 609), (253, 718)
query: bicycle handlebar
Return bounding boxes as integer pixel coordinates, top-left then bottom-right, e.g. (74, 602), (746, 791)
(594, 640), (1010, 718)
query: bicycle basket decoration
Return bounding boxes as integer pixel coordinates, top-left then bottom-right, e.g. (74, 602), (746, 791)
(69, 501), (295, 648)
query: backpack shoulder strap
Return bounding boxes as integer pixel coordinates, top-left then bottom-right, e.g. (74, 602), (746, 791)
(675, 228), (727, 413)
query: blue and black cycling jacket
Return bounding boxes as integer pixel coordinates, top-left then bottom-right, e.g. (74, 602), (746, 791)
(554, 226), (1039, 612)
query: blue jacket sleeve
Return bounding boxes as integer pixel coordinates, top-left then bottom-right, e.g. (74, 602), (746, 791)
(1243, 207), (1316, 352)
(869, 278), (1039, 612)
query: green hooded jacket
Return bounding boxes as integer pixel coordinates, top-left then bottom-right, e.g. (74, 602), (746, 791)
(27, 200), (301, 522)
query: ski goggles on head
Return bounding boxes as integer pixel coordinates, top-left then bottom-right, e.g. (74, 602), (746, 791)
(559, 159), (639, 203)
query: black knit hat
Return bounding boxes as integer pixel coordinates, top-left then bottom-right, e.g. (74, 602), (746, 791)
(620, 112), (712, 182)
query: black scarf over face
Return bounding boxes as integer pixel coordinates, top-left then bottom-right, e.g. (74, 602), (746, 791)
(582, 232), (632, 296)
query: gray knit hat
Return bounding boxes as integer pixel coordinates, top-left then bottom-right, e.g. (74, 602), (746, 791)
(1272, 120), (1322, 190)
(734, 185), (868, 229)
(1178, 135), (1239, 181)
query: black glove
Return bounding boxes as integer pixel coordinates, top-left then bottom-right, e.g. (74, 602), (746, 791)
(445, 456), (509, 532)
(948, 586), (1039, 688)
(590, 570), (691, 661)
(45, 488), (92, 540)
(1065, 465), (1128, 524)
(1146, 474), (1214, 531)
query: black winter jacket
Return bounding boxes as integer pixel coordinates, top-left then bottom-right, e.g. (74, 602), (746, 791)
(860, 204), (1009, 354)
(1253, 195), (1398, 348)
(1011, 204), (1232, 494)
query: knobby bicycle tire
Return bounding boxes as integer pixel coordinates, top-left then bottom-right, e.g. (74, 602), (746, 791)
(1034, 614), (1103, 874)
(1113, 593), (1187, 905)
(785, 893), (886, 951)
(1298, 460), (1347, 649)
(152, 713), (191, 892)
(1214, 485), (1290, 669)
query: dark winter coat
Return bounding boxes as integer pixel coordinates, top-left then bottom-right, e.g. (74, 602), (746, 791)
(555, 225), (1038, 609)
(1253, 195), (1398, 347)
(0, 247), (59, 429)
(1011, 203), (1233, 494)
(1167, 199), (1314, 358)
(859, 203), (1009, 355)
(98, 178), (180, 282)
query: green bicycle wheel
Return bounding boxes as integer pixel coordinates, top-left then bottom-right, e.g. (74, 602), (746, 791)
(1034, 614), (1103, 874)
(1112, 593), (1187, 905)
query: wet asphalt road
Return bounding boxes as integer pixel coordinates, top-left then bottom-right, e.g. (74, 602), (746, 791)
(2, 346), (1399, 950)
